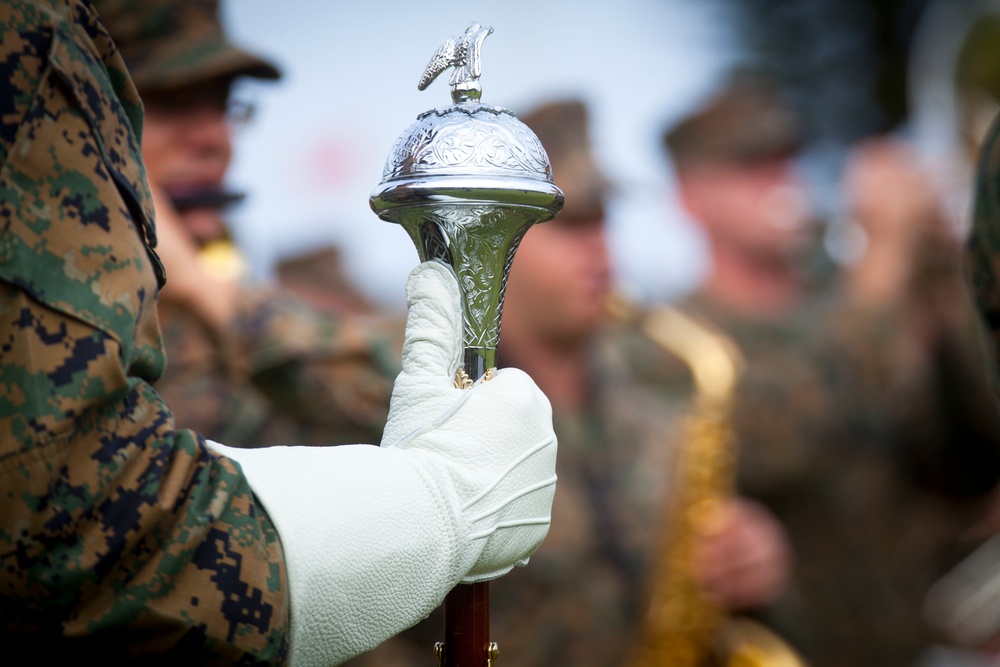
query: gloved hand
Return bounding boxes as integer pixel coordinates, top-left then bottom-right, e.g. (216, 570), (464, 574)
(206, 261), (557, 667)
(379, 261), (557, 582)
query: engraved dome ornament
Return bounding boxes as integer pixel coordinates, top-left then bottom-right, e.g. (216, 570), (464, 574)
(370, 21), (565, 383)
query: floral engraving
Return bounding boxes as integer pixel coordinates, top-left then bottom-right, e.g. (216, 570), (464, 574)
(396, 206), (537, 350)
(383, 107), (551, 181)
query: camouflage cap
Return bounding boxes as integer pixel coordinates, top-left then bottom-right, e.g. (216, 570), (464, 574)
(520, 99), (611, 221)
(663, 70), (803, 166)
(92, 0), (280, 93)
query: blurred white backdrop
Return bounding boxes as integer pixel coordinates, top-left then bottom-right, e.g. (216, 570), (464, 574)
(221, 0), (739, 310)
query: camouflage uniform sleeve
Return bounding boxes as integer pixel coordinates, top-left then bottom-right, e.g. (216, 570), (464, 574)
(230, 283), (401, 439)
(0, 1), (288, 661)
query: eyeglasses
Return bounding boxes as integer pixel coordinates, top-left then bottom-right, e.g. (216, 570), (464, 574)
(224, 97), (255, 127)
(142, 79), (256, 127)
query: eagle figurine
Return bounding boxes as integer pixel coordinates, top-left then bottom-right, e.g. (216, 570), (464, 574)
(418, 21), (494, 100)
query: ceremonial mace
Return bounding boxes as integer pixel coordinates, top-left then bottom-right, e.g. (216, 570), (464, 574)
(370, 22), (564, 667)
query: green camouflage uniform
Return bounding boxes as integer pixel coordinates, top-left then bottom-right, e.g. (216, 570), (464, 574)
(615, 285), (1000, 667)
(0, 0), (289, 661)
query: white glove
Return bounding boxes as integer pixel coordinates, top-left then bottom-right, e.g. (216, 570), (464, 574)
(206, 261), (557, 667)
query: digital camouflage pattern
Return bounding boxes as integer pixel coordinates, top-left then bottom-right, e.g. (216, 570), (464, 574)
(0, 0), (288, 661)
(90, 0), (280, 92)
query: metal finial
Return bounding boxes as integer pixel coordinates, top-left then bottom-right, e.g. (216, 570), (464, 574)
(417, 21), (493, 103)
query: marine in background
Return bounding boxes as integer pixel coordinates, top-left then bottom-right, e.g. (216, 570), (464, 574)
(93, 0), (401, 448)
(617, 70), (1000, 667)
(346, 98), (791, 667)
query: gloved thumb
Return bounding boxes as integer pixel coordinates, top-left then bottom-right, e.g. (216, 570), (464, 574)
(399, 260), (463, 384)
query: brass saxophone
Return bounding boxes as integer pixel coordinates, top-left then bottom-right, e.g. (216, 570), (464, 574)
(625, 304), (806, 667)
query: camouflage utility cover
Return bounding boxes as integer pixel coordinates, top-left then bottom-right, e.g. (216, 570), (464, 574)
(0, 0), (288, 661)
(91, 0), (280, 91)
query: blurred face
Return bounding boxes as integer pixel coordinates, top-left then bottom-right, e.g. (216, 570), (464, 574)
(502, 214), (612, 347)
(679, 157), (811, 264)
(140, 78), (236, 244)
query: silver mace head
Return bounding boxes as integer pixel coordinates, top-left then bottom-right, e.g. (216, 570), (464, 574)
(370, 22), (565, 383)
